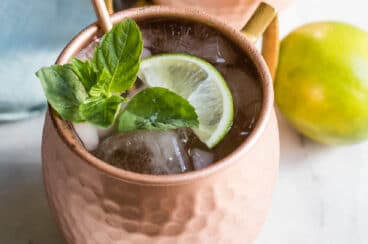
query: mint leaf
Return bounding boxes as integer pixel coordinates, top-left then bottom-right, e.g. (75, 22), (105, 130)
(70, 58), (97, 92)
(36, 64), (88, 121)
(88, 69), (111, 97)
(92, 19), (143, 93)
(80, 95), (124, 128)
(118, 87), (199, 132)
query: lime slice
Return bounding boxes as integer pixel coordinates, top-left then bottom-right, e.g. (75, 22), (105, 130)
(138, 54), (234, 148)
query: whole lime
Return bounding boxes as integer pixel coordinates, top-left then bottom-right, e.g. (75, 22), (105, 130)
(275, 22), (368, 144)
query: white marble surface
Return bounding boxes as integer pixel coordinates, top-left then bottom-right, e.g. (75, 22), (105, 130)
(256, 1), (368, 243)
(1, 0), (368, 243)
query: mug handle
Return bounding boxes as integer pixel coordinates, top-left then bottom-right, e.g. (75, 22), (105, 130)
(241, 2), (277, 43)
(261, 17), (279, 79)
(242, 2), (279, 78)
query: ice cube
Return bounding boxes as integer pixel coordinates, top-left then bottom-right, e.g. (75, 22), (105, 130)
(177, 129), (214, 170)
(73, 122), (99, 151)
(197, 35), (239, 64)
(177, 128), (190, 144)
(76, 39), (100, 61)
(94, 131), (193, 175)
(190, 148), (214, 170)
(141, 48), (152, 59)
(216, 65), (262, 133)
(97, 124), (117, 140)
(141, 20), (238, 64)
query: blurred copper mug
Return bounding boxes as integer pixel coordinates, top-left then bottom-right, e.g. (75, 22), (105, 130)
(42, 3), (279, 244)
(154, 0), (290, 29)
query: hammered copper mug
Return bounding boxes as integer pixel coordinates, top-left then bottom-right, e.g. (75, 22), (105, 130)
(42, 3), (280, 244)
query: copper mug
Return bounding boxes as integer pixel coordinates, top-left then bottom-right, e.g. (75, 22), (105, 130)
(42, 3), (279, 244)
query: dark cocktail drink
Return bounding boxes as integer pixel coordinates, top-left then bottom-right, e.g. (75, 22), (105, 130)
(38, 18), (262, 175)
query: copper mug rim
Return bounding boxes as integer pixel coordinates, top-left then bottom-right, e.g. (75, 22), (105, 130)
(47, 5), (274, 186)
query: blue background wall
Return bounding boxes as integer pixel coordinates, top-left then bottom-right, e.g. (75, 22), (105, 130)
(0, 0), (95, 120)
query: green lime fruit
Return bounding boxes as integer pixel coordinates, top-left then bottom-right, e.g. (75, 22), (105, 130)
(275, 22), (368, 144)
(139, 54), (234, 148)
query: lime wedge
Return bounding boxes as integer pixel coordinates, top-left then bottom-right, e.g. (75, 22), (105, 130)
(138, 54), (234, 148)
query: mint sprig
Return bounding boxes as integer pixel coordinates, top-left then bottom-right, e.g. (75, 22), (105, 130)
(36, 19), (199, 132)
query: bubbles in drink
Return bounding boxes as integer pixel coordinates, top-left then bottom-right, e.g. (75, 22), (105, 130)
(74, 19), (262, 175)
(190, 148), (214, 170)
